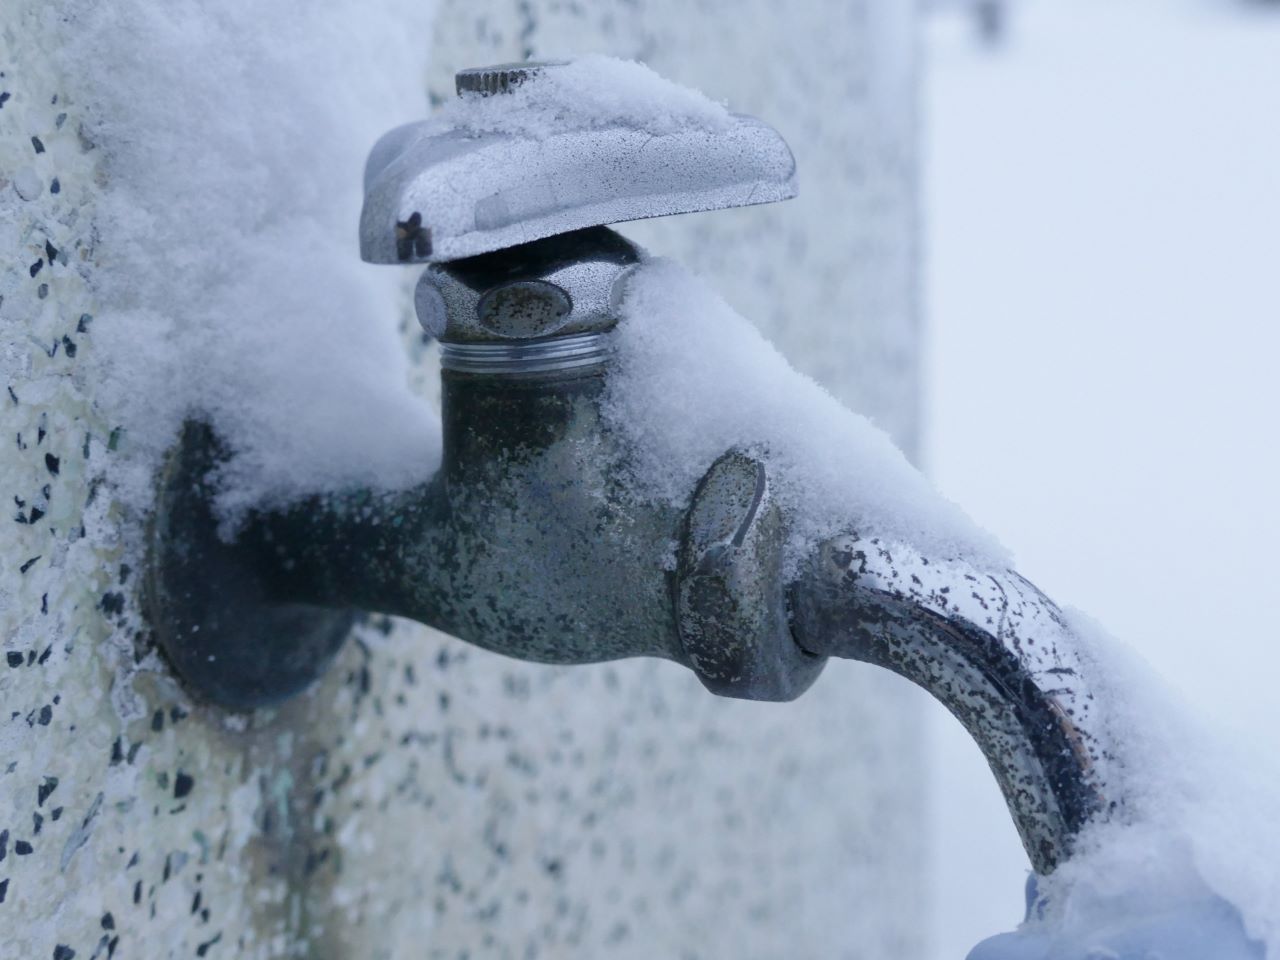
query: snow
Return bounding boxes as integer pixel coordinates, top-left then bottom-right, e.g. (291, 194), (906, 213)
(606, 258), (1006, 573)
(55, 1), (440, 525)
(1038, 612), (1280, 951)
(437, 55), (734, 139)
(926, 0), (1280, 955)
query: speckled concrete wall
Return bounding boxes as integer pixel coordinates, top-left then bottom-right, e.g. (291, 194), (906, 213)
(0, 3), (924, 959)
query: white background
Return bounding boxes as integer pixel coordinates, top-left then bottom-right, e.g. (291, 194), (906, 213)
(923, 1), (1280, 955)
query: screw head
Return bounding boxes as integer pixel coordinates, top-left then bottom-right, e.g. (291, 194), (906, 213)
(477, 280), (573, 339)
(454, 61), (568, 97)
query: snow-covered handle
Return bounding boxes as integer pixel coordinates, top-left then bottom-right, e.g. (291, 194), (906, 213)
(359, 59), (797, 265)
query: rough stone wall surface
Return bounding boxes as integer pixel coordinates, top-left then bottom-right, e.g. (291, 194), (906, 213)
(0, 3), (923, 960)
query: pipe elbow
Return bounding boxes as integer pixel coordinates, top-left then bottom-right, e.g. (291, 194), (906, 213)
(788, 532), (1117, 873)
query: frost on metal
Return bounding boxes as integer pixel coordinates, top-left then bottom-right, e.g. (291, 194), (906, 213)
(1, 1), (926, 958)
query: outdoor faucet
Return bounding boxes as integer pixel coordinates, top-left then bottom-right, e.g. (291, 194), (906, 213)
(147, 60), (1113, 882)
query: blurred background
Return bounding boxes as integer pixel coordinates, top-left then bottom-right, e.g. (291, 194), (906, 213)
(922, 0), (1280, 954)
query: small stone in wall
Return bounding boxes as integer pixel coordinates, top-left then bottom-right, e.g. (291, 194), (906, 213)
(12, 166), (42, 199)
(38, 776), (59, 806)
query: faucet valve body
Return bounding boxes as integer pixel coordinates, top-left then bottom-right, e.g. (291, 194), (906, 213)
(150, 224), (824, 706)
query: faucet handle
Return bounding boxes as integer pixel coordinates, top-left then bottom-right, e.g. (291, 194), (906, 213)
(360, 58), (798, 265)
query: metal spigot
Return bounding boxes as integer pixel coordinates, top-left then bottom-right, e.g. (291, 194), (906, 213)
(148, 60), (1115, 878)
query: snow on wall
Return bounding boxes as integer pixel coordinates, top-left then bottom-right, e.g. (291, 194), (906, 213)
(0, 2), (925, 958)
(61, 1), (442, 526)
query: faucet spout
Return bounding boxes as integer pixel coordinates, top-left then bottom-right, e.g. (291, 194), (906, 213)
(788, 534), (1115, 873)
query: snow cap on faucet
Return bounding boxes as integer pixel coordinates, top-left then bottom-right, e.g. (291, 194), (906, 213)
(359, 56), (798, 265)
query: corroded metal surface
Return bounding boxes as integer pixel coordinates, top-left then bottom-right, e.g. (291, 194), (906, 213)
(238, 368), (688, 668)
(154, 231), (826, 703)
(790, 533), (1116, 874)
(146, 424), (358, 708)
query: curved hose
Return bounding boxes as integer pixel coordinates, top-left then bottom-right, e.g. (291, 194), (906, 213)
(788, 533), (1117, 874)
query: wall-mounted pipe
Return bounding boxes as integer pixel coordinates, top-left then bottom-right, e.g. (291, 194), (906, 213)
(148, 61), (1116, 883)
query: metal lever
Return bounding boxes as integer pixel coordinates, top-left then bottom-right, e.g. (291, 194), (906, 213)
(359, 60), (797, 264)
